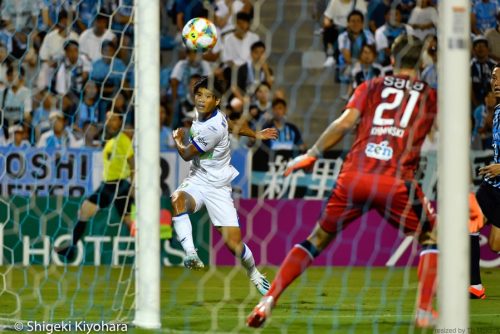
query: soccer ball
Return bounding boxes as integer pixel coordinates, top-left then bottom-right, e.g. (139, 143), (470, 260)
(182, 17), (218, 52)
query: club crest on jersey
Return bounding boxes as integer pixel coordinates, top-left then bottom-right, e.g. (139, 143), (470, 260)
(365, 141), (393, 161)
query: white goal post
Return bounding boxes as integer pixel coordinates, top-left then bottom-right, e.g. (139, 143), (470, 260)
(133, 0), (161, 329)
(437, 0), (470, 329)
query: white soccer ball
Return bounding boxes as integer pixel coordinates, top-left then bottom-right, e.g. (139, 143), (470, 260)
(182, 17), (218, 52)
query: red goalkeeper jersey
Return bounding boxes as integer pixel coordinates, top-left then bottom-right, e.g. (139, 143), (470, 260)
(342, 75), (437, 179)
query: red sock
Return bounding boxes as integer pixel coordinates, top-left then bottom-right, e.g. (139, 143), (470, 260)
(417, 250), (438, 311)
(267, 245), (314, 303)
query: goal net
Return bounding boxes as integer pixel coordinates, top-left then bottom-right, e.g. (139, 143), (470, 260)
(0, 0), (499, 332)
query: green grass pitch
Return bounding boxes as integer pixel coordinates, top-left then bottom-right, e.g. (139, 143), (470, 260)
(1, 266), (499, 333)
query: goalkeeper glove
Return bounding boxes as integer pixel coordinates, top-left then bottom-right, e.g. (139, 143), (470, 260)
(284, 146), (320, 177)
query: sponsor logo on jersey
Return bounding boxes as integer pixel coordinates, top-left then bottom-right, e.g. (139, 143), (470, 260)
(365, 141), (393, 161)
(370, 126), (405, 138)
(197, 136), (208, 147)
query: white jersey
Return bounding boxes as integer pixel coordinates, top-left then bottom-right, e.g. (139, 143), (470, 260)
(188, 109), (239, 187)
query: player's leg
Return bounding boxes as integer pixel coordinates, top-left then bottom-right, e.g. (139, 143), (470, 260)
(215, 226), (270, 295)
(56, 184), (104, 260)
(380, 179), (438, 327)
(476, 181), (500, 251)
(468, 192), (486, 299)
(171, 186), (204, 270)
(247, 179), (362, 328)
(203, 184), (269, 294)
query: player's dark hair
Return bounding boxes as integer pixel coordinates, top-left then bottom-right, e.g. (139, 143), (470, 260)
(391, 35), (423, 70)
(347, 9), (364, 22)
(272, 98), (287, 108)
(7, 64), (25, 78)
(63, 40), (79, 50)
(251, 41), (266, 52)
(193, 76), (224, 98)
(236, 12), (252, 22)
(385, 4), (403, 16)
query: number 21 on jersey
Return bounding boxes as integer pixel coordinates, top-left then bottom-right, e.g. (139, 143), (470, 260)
(373, 87), (421, 128)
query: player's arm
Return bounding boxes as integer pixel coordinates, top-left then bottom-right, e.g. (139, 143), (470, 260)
(128, 156), (135, 197)
(227, 118), (278, 140)
(173, 128), (201, 161)
(284, 107), (360, 176)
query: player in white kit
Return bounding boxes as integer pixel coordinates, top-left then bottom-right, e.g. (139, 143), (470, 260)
(172, 76), (277, 295)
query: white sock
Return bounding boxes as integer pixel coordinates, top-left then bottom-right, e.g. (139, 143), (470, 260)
(240, 243), (257, 276)
(173, 214), (196, 255)
(471, 284), (483, 290)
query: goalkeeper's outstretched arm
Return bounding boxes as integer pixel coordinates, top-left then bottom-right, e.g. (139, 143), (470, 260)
(307, 107), (360, 157)
(284, 107), (360, 177)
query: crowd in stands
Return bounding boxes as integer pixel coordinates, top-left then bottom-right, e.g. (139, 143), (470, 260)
(0, 0), (498, 155)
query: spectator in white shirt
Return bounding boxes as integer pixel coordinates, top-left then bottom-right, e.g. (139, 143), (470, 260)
(170, 49), (211, 108)
(6, 123), (30, 148)
(215, 0), (253, 36)
(408, 0), (438, 41)
(37, 10), (79, 91)
(54, 40), (92, 97)
(1, 65), (32, 130)
(221, 12), (260, 67)
(37, 110), (82, 149)
(79, 14), (116, 62)
(322, 0), (367, 67)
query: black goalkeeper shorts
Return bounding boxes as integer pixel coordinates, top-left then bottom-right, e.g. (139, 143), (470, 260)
(87, 179), (133, 217)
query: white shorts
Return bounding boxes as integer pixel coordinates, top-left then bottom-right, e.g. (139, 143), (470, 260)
(174, 178), (239, 227)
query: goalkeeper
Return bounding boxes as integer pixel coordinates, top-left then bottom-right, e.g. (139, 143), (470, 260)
(57, 111), (134, 260)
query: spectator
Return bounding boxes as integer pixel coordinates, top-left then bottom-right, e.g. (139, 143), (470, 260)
(32, 92), (56, 139)
(215, 0), (254, 36)
(38, 0), (76, 32)
(0, 44), (12, 89)
(420, 35), (438, 89)
(73, 80), (104, 146)
(337, 10), (375, 83)
(221, 12), (260, 67)
(111, 0), (134, 37)
(252, 82), (272, 123)
(37, 10), (79, 91)
(233, 41), (273, 100)
(368, 0), (392, 33)
(375, 4), (411, 73)
(79, 14), (116, 62)
(407, 0), (438, 41)
(1, 65), (32, 136)
(176, 73), (201, 128)
(75, 0), (101, 32)
(471, 36), (497, 107)
(472, 90), (496, 150)
(37, 110), (81, 149)
(1, 0), (39, 33)
(261, 98), (306, 152)
(322, 0), (367, 67)
(160, 105), (175, 150)
(472, 0), (499, 36)
(53, 40), (92, 97)
(6, 123), (30, 148)
(170, 49), (211, 110)
(173, 0), (208, 34)
(90, 40), (128, 98)
(485, 12), (500, 62)
(350, 44), (383, 95)
(399, 0), (416, 23)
